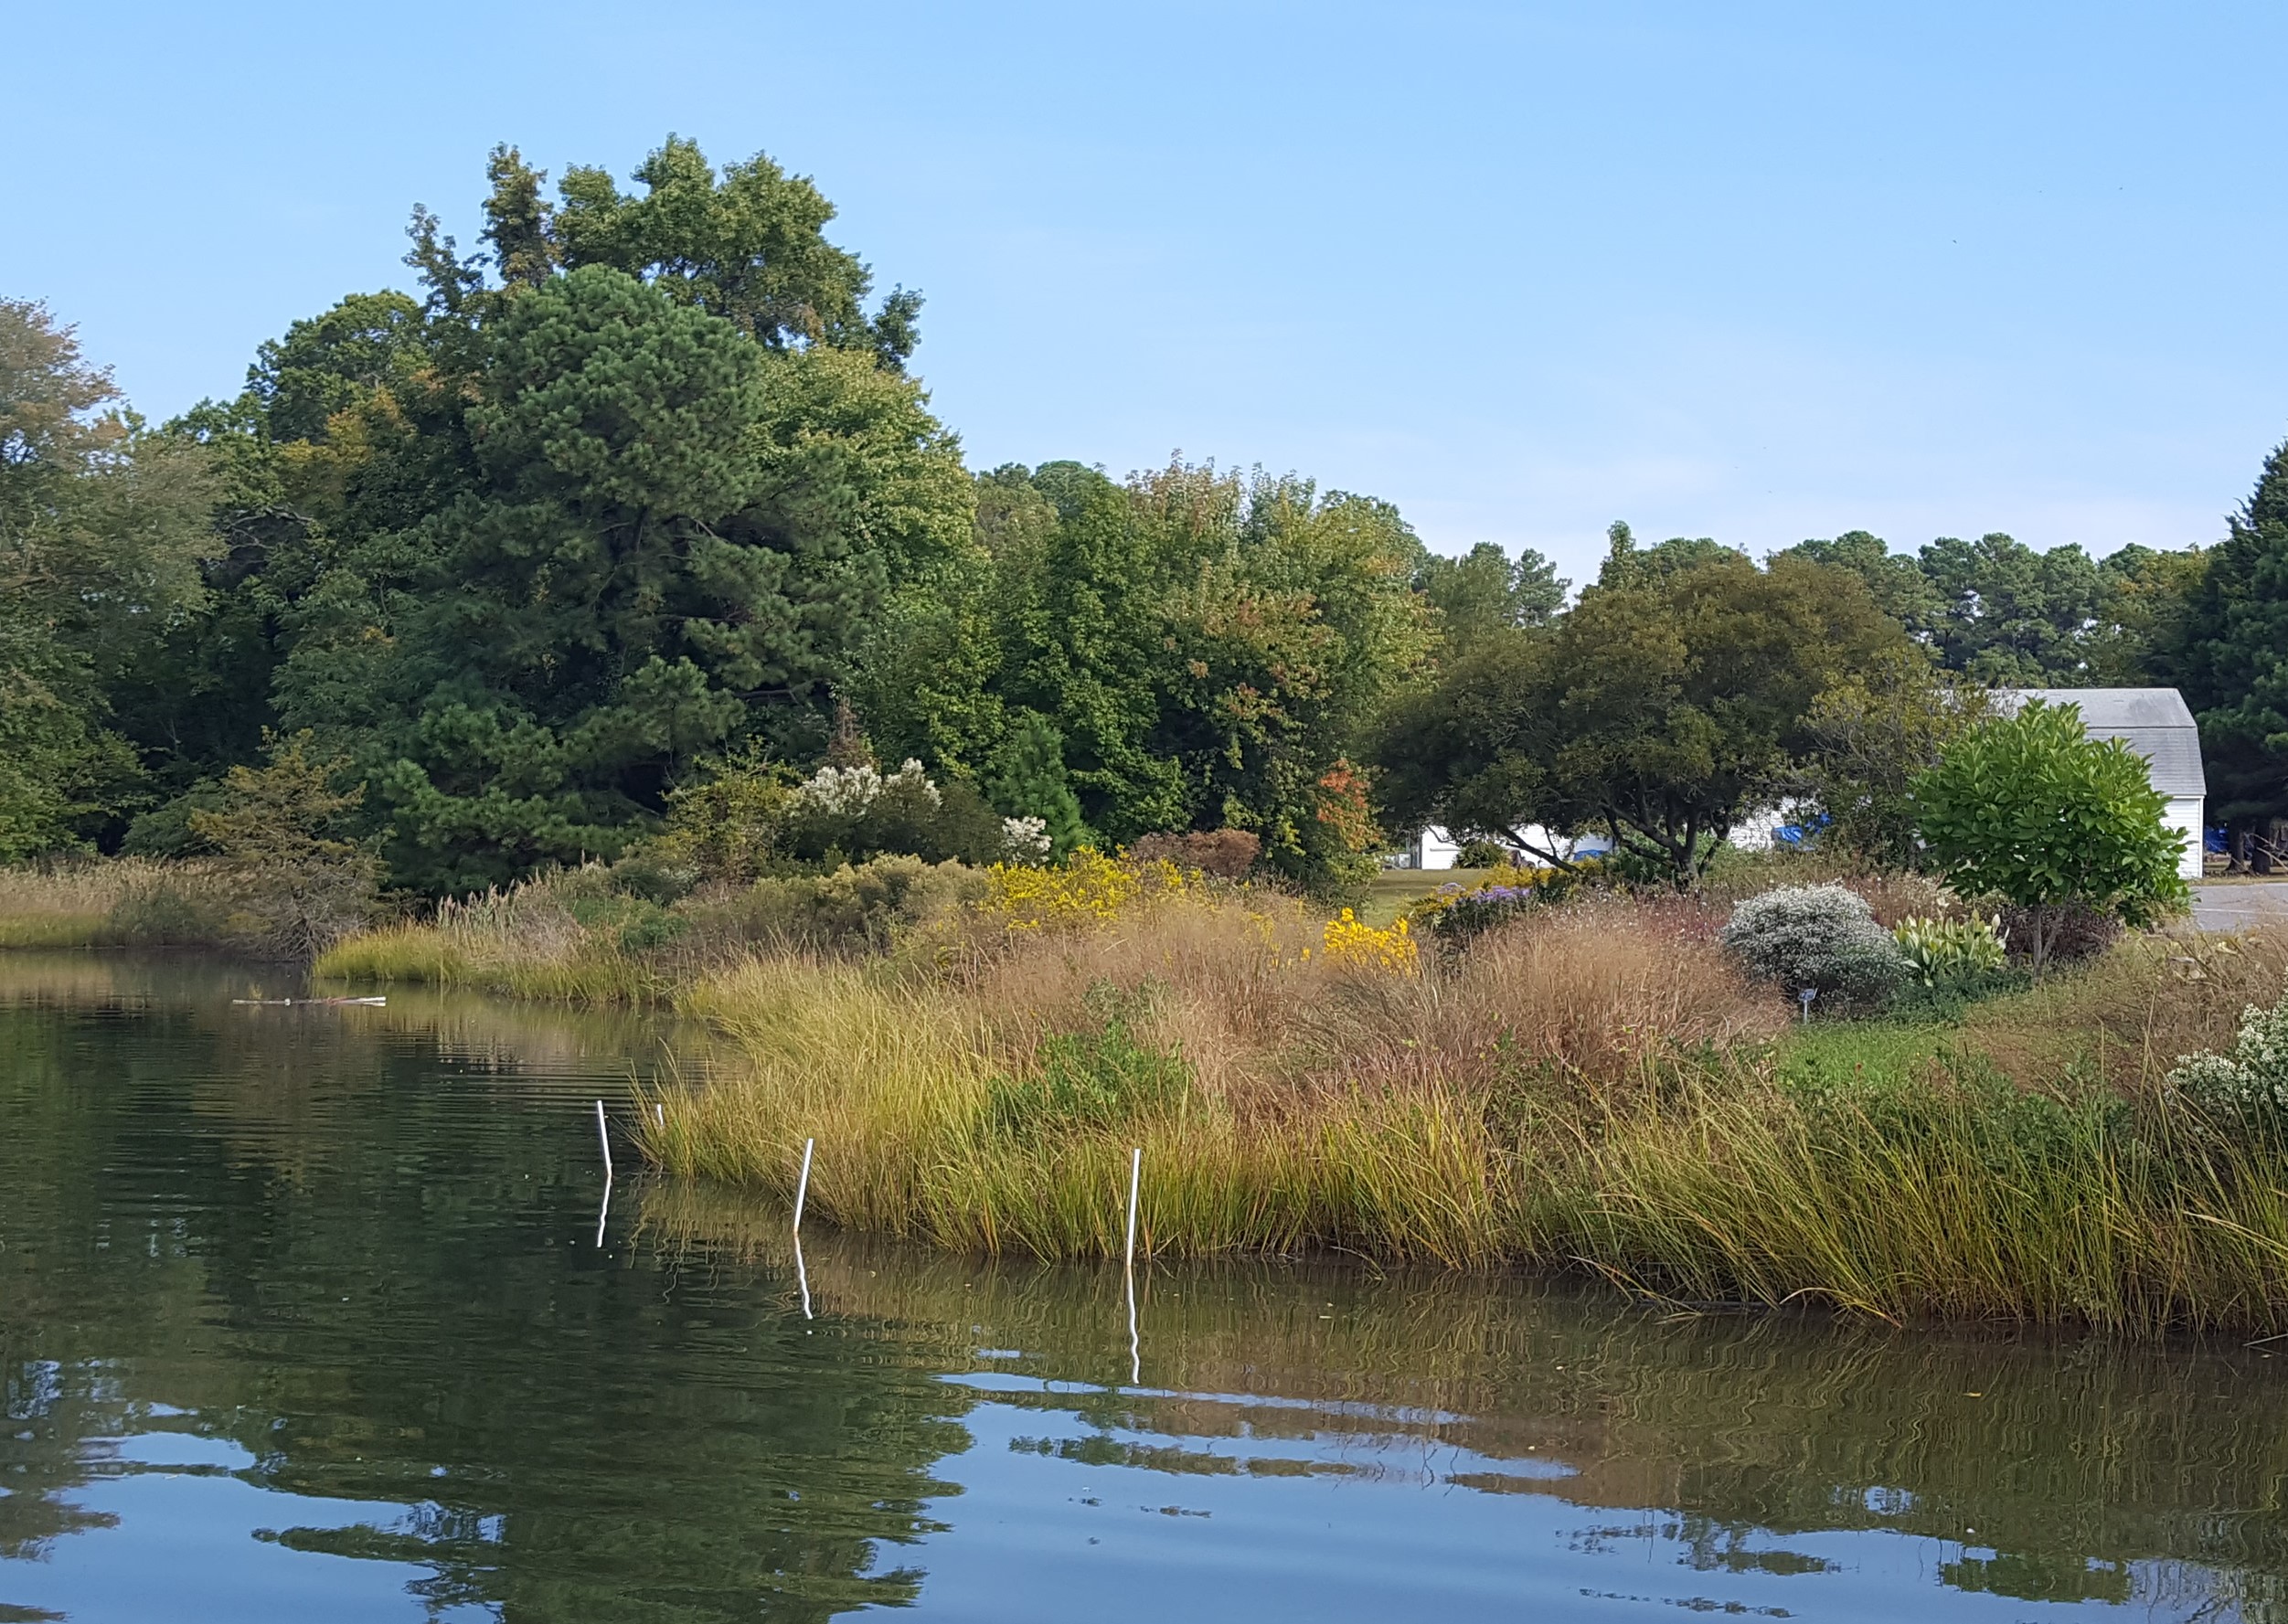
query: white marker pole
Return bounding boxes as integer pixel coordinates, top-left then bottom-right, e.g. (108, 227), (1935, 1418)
(793, 1137), (815, 1233)
(594, 1100), (613, 1181)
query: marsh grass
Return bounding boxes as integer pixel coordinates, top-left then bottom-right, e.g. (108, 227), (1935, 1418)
(634, 886), (2288, 1332)
(314, 872), (695, 1001)
(641, 892), (1772, 1268)
(308, 854), (2288, 1332)
(0, 861), (236, 949)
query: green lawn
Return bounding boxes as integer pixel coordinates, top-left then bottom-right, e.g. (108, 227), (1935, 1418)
(1358, 866), (1505, 926)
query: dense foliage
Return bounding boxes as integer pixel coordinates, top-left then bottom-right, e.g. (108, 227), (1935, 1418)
(1372, 536), (1906, 885)
(3, 134), (2279, 899)
(1719, 884), (1907, 1013)
(2176, 440), (2288, 864)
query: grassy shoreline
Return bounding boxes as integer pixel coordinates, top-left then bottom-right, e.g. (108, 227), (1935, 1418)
(0, 861), (244, 950)
(21, 854), (2288, 1332)
(296, 859), (2288, 1334)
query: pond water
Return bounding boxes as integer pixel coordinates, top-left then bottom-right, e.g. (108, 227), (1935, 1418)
(5, 953), (2287, 1623)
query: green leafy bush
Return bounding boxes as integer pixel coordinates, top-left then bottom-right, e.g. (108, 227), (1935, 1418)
(1912, 699), (2187, 977)
(780, 759), (1009, 867)
(561, 891), (692, 953)
(1719, 884), (1907, 1014)
(1891, 914), (2007, 989)
(710, 855), (985, 954)
(654, 750), (792, 885)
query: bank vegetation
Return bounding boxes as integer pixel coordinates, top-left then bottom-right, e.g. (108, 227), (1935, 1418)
(299, 845), (2288, 1335)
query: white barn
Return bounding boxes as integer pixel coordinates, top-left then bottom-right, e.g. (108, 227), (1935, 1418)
(1998, 688), (2208, 882)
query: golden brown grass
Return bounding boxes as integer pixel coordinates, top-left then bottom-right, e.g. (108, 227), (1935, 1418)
(1954, 929), (2288, 1091)
(643, 890), (1779, 1268)
(0, 860), (237, 949)
(633, 884), (2288, 1332)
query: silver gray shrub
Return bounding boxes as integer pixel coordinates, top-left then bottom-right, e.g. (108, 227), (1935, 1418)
(1719, 883), (1908, 1014)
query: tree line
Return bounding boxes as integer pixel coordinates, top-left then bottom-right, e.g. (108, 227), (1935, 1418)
(4, 136), (2285, 889)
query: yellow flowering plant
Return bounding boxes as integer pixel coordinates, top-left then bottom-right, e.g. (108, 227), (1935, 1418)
(978, 848), (1192, 932)
(1320, 908), (1419, 973)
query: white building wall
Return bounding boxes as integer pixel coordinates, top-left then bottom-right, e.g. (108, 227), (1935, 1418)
(1415, 826), (1463, 870)
(1404, 826), (1612, 870)
(2164, 797), (2205, 881)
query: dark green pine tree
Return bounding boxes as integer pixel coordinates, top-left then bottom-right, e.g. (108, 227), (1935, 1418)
(987, 711), (1092, 858)
(2177, 437), (2288, 865)
(279, 265), (872, 891)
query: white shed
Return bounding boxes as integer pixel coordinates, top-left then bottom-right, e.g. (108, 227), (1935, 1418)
(1396, 825), (1612, 870)
(1996, 688), (2208, 882)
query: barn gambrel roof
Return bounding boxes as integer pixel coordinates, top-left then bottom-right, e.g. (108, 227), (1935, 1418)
(1995, 687), (2208, 799)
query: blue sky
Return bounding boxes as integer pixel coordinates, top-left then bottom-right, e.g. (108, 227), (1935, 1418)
(9, 1), (2284, 585)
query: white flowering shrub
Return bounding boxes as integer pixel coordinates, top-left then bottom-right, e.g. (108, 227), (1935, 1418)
(2168, 1000), (2288, 1116)
(1719, 884), (1908, 1014)
(791, 759), (942, 818)
(1001, 815), (1052, 864)
(781, 759), (1002, 866)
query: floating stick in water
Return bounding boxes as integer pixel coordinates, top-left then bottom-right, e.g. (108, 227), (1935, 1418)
(594, 1099), (614, 1181)
(793, 1137), (815, 1233)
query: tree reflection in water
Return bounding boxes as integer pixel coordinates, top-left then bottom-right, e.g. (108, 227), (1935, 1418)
(5, 952), (2288, 1622)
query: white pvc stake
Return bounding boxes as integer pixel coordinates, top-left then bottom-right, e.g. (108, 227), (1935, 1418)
(1123, 1147), (1142, 1268)
(793, 1138), (815, 1233)
(1123, 1146), (1143, 1385)
(792, 1137), (817, 1321)
(594, 1181), (612, 1248)
(654, 1102), (665, 1130)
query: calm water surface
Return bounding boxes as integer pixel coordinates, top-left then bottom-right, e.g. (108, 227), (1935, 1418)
(5, 953), (2287, 1623)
